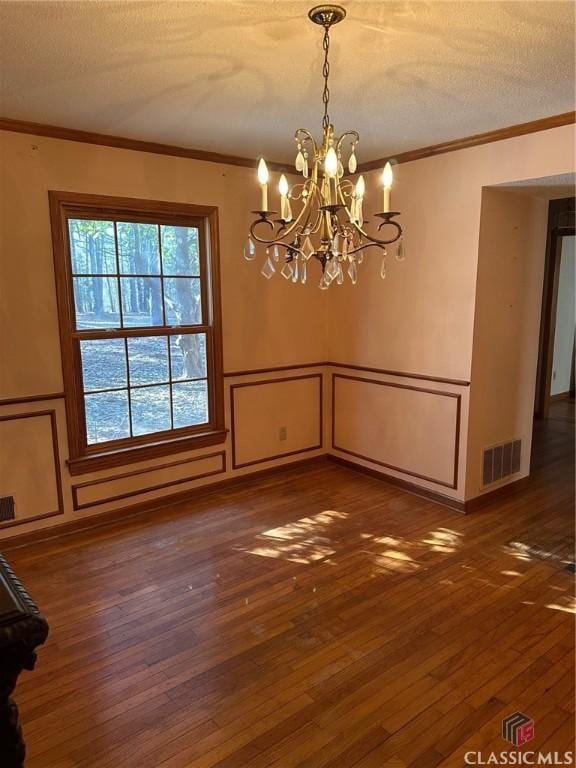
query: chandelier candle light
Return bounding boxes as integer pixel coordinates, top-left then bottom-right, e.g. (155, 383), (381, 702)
(245, 4), (404, 288)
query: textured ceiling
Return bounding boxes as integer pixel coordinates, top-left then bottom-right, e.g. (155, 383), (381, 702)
(497, 173), (576, 199)
(0, 1), (574, 163)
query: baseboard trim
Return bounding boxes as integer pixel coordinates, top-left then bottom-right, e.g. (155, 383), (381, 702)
(464, 476), (530, 513)
(0, 454), (533, 549)
(327, 455), (466, 512)
(0, 455), (327, 550)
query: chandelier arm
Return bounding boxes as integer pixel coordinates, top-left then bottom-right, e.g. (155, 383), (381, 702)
(375, 216), (403, 243)
(309, 184), (325, 234)
(294, 128), (318, 156)
(289, 184), (308, 202)
(249, 219), (283, 246)
(249, 222), (298, 248)
(349, 219), (403, 247)
(335, 178), (356, 223)
(347, 242), (390, 256)
(249, 180), (317, 246)
(295, 177), (324, 238)
(275, 240), (306, 258)
(309, 209), (323, 235)
(281, 178), (319, 238)
(337, 178), (355, 193)
(248, 226), (307, 261)
(288, 177), (315, 202)
(296, 163), (326, 237)
(335, 130), (360, 155)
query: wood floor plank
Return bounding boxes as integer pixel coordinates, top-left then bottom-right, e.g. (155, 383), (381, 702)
(3, 402), (574, 767)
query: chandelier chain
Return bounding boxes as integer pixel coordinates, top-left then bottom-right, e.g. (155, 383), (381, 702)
(322, 25), (331, 130)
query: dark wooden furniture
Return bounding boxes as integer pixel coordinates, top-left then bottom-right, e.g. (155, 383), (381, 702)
(0, 554), (48, 768)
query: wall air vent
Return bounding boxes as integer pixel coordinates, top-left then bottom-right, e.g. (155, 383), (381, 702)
(0, 496), (15, 522)
(482, 440), (521, 486)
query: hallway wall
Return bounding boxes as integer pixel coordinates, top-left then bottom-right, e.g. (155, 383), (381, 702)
(551, 235), (575, 396)
(466, 188), (548, 499)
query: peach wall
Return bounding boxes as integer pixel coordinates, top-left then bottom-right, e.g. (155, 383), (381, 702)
(0, 123), (574, 539)
(333, 375), (460, 489)
(329, 125), (574, 379)
(231, 375), (322, 468)
(465, 189), (548, 499)
(0, 411), (61, 524)
(0, 129), (327, 540)
(0, 130), (327, 393)
(327, 124), (574, 501)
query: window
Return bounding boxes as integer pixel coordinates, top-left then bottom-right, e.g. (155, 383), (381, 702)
(50, 192), (225, 474)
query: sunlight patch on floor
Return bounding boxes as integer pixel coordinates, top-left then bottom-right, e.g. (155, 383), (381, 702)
(239, 510), (346, 563)
(240, 512), (465, 569)
(420, 528), (462, 553)
(503, 542), (534, 561)
(360, 528), (463, 574)
(373, 549), (419, 574)
(243, 540), (335, 564)
(546, 595), (576, 614)
(262, 510), (347, 541)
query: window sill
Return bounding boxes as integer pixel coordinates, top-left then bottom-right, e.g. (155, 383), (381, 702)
(67, 429), (228, 476)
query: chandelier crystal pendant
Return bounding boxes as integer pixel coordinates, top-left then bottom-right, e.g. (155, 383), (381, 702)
(246, 4), (404, 288)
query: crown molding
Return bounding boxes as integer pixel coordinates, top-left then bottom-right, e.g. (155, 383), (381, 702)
(1, 111), (574, 175)
(358, 111), (576, 172)
(0, 116), (289, 172)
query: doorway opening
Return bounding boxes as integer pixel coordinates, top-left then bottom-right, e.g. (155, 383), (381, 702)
(532, 197), (575, 480)
(535, 198), (575, 419)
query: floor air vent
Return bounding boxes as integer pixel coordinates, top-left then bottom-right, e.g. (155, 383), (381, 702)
(483, 440), (521, 486)
(0, 496), (15, 522)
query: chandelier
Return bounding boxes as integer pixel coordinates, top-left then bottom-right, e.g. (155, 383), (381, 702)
(245, 4), (404, 289)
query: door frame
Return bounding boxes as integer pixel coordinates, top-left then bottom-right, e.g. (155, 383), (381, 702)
(534, 197), (575, 419)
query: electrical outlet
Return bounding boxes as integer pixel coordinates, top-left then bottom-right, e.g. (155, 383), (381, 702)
(279, 426), (288, 441)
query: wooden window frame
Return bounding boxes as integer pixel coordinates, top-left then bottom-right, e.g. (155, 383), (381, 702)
(49, 191), (226, 475)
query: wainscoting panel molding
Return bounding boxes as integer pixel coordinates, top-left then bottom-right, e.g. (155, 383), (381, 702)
(230, 374), (323, 469)
(0, 410), (64, 529)
(225, 362), (469, 385)
(331, 374), (461, 489)
(72, 450), (226, 510)
(224, 362), (327, 378)
(0, 392), (65, 407)
(329, 362), (470, 387)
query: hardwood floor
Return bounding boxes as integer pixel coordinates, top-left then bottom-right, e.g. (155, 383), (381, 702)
(4, 413), (574, 768)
